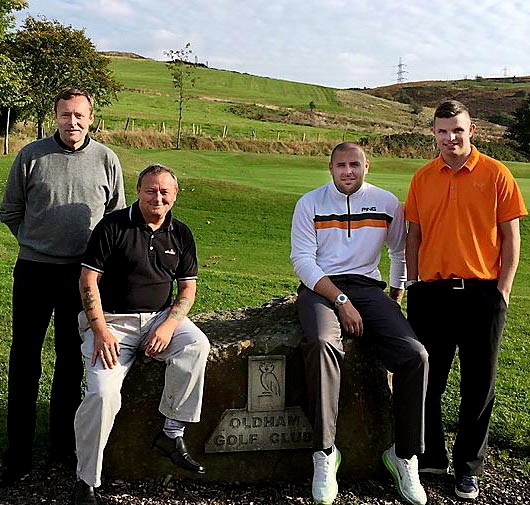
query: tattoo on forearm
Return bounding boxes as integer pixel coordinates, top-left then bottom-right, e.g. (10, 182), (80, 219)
(169, 297), (192, 321)
(82, 286), (97, 315)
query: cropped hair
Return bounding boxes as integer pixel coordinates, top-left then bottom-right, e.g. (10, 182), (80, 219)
(330, 142), (366, 163)
(433, 100), (469, 119)
(54, 88), (94, 114)
(137, 164), (178, 189)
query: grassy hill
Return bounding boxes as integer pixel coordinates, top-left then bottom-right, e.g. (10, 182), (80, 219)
(365, 76), (530, 122)
(96, 56), (520, 151)
(100, 56), (436, 141)
(7, 53), (523, 153)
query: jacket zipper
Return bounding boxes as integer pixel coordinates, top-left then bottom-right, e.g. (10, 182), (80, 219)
(346, 195), (351, 237)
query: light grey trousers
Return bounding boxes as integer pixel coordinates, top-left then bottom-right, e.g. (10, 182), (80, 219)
(297, 283), (428, 457)
(74, 308), (210, 487)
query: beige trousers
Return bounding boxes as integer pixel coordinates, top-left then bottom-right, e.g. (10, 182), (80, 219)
(74, 309), (210, 487)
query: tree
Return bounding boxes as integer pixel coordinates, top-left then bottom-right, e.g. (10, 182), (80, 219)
(505, 95), (530, 156)
(165, 43), (196, 149)
(0, 54), (27, 153)
(0, 0), (27, 38)
(5, 16), (122, 138)
(0, 0), (28, 153)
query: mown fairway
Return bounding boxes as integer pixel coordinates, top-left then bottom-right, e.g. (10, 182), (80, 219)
(1, 148), (529, 468)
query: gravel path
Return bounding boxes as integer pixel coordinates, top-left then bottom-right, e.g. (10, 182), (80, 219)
(1, 446), (528, 504)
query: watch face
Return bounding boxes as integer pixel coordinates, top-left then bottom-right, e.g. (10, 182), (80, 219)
(336, 294), (348, 305)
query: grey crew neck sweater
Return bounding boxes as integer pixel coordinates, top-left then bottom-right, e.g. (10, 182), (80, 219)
(0, 134), (125, 264)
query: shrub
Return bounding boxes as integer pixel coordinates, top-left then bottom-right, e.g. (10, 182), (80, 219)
(94, 129), (174, 148)
(359, 132), (435, 158)
(473, 140), (529, 162)
(488, 112), (514, 127)
(396, 89), (413, 105)
(87, 129), (530, 162)
(505, 95), (530, 156)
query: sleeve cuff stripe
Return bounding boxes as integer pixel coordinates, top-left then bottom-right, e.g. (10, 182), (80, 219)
(81, 263), (104, 274)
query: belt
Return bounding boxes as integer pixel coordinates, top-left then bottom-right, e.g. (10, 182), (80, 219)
(429, 278), (492, 290)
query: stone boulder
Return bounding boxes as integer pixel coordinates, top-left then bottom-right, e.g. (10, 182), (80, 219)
(103, 295), (393, 483)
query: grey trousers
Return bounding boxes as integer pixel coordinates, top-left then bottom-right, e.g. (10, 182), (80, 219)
(74, 308), (210, 487)
(297, 282), (428, 457)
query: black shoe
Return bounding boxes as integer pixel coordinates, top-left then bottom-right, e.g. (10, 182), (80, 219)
(0, 463), (31, 488)
(455, 474), (479, 499)
(152, 431), (206, 474)
(72, 479), (97, 505)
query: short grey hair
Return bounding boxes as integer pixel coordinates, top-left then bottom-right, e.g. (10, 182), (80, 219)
(136, 164), (178, 190)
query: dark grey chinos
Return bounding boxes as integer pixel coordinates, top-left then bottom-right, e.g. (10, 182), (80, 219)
(297, 275), (428, 458)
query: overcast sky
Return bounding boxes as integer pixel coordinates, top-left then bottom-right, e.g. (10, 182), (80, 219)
(14, 0), (530, 89)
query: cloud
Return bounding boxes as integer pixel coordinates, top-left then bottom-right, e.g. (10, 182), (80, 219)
(14, 0), (530, 88)
(93, 0), (134, 18)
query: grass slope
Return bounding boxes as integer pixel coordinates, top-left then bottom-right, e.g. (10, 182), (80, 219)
(101, 57), (431, 139)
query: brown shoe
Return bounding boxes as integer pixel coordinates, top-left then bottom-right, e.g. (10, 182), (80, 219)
(152, 431), (206, 474)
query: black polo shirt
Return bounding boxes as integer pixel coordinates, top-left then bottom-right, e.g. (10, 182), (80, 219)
(82, 201), (198, 313)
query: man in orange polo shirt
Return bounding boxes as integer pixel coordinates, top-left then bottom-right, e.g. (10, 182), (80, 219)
(404, 100), (527, 500)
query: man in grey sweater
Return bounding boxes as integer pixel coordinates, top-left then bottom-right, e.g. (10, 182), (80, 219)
(0, 88), (125, 487)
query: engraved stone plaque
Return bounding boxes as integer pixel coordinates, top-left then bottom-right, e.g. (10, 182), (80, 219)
(205, 355), (313, 453)
(204, 407), (313, 453)
(248, 356), (285, 411)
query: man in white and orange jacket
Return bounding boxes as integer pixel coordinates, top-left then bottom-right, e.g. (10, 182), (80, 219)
(290, 142), (428, 505)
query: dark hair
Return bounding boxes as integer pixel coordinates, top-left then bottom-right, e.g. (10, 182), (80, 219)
(433, 100), (469, 119)
(137, 164), (178, 190)
(330, 141), (366, 163)
(54, 88), (94, 114)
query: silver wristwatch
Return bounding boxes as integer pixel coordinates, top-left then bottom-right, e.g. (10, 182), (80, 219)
(404, 280), (418, 289)
(334, 293), (349, 308)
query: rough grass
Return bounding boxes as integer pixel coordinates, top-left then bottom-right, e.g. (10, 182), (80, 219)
(95, 131), (342, 155)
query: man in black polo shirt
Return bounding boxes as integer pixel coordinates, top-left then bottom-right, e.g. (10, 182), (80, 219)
(72, 164), (210, 505)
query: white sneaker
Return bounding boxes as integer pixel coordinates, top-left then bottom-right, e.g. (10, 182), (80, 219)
(312, 445), (341, 504)
(382, 445), (427, 505)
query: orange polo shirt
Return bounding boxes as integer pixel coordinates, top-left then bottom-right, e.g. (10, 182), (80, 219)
(404, 146), (527, 281)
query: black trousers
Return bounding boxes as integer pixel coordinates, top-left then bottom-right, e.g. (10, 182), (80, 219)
(406, 279), (507, 477)
(5, 259), (83, 466)
(297, 278), (428, 456)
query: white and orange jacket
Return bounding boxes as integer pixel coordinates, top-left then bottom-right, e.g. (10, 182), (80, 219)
(290, 181), (406, 291)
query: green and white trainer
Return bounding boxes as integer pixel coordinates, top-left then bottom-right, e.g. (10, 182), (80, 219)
(382, 444), (427, 505)
(312, 445), (341, 504)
